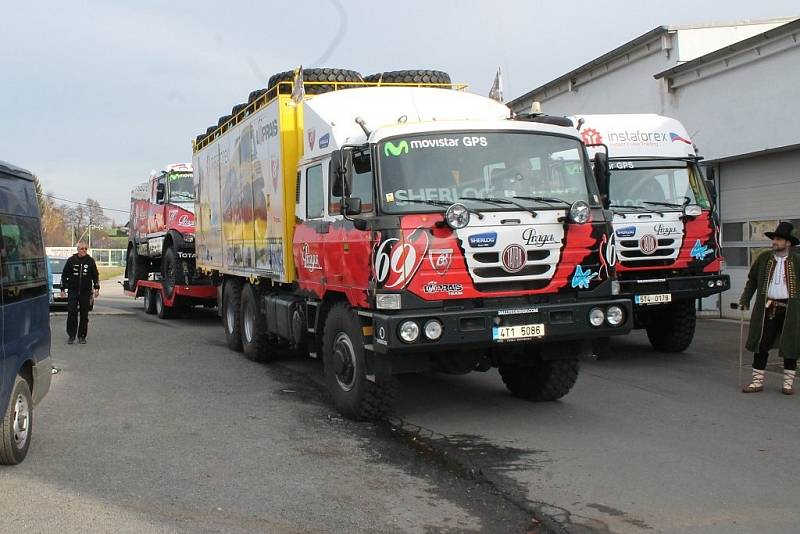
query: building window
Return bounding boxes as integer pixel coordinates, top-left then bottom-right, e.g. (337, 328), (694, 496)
(722, 217), (799, 268)
(721, 246), (748, 267)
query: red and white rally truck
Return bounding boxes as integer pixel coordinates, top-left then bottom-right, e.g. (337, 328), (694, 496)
(192, 68), (633, 419)
(575, 114), (729, 352)
(125, 163), (215, 317)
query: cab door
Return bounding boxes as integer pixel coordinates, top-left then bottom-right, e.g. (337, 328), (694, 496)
(293, 162), (328, 296)
(148, 173), (167, 235)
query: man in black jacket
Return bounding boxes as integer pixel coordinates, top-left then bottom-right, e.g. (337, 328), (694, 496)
(60, 243), (100, 344)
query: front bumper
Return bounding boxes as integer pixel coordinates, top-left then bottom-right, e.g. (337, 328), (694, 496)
(619, 273), (730, 305)
(370, 297), (633, 354)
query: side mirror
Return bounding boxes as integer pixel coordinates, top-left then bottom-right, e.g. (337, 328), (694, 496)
(330, 149), (351, 197)
(343, 197), (362, 216)
(353, 152), (371, 174)
(706, 179), (717, 204)
(592, 152), (610, 208)
(156, 183), (166, 203)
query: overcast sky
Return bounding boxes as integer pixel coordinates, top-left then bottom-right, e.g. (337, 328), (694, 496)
(2, 0), (797, 221)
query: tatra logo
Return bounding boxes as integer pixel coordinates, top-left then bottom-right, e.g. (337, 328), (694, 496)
(616, 226), (636, 238)
(307, 129), (316, 150)
(522, 227), (556, 247)
(468, 231), (497, 248)
(301, 242), (321, 271)
(384, 141), (409, 157)
(428, 249), (453, 275)
(501, 244), (526, 273)
(178, 214), (194, 227)
(639, 234), (658, 255)
(653, 223), (679, 236)
(423, 281), (463, 295)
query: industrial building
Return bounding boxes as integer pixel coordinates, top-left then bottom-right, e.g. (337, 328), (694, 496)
(510, 18), (800, 317)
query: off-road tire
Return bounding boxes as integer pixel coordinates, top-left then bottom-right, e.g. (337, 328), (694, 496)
(206, 126), (216, 135)
(218, 114), (232, 127)
(195, 133), (207, 145)
(231, 103), (247, 117)
(322, 302), (396, 420)
(499, 358), (579, 401)
(162, 246), (178, 299)
(155, 289), (173, 319)
(248, 88), (267, 104)
(267, 68), (363, 99)
(222, 279), (244, 352)
(125, 246), (147, 292)
(646, 300), (696, 353)
(363, 69), (451, 85)
(0, 376), (33, 465)
(240, 283), (272, 362)
(143, 287), (157, 314)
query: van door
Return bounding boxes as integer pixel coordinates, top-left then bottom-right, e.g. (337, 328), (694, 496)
(293, 163), (327, 296)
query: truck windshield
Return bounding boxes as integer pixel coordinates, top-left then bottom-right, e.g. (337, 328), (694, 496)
(608, 160), (710, 210)
(168, 172), (194, 202)
(378, 132), (592, 213)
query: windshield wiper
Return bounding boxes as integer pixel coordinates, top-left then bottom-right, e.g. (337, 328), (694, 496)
(609, 204), (651, 211)
(459, 196), (537, 218)
(400, 199), (483, 219)
(512, 195), (571, 207)
(642, 201), (684, 209)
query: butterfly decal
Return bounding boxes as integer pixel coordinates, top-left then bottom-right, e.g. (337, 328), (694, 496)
(571, 265), (599, 289)
(690, 240), (712, 260)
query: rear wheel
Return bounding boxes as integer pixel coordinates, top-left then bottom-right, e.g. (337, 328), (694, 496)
(125, 246), (147, 292)
(240, 283), (272, 362)
(143, 288), (157, 314)
(155, 290), (173, 319)
(222, 279), (243, 352)
(499, 358), (579, 401)
(646, 300), (696, 352)
(0, 376), (33, 465)
(322, 303), (396, 420)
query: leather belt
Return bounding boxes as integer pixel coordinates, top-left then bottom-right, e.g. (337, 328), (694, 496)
(766, 299), (788, 308)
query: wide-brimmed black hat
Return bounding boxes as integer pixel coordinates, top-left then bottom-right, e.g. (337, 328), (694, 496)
(765, 221), (799, 246)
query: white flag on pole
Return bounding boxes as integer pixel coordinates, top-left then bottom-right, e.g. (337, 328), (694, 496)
(291, 65), (305, 104)
(488, 67), (503, 103)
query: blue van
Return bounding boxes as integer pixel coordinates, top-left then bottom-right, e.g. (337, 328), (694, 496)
(0, 160), (51, 464)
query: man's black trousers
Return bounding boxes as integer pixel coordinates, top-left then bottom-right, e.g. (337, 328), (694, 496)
(753, 305), (797, 371)
(67, 291), (91, 339)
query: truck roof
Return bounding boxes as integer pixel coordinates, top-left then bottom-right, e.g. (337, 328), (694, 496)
(572, 114), (696, 159)
(302, 87), (520, 158)
(0, 159), (35, 181)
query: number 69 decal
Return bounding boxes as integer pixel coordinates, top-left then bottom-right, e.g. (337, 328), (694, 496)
(374, 227), (430, 289)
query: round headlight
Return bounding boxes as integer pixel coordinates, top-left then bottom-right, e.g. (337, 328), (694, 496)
(570, 201), (591, 224)
(716, 280), (724, 287)
(606, 305), (625, 326)
(684, 204), (702, 217)
(589, 307), (605, 327)
(399, 320), (420, 343)
(423, 319), (443, 340)
(445, 203), (470, 229)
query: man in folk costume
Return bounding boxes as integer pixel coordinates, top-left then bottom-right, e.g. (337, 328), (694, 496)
(739, 222), (800, 394)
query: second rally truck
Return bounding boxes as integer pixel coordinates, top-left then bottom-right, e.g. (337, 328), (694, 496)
(192, 68), (632, 419)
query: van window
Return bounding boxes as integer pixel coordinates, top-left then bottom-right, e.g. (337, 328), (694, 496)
(0, 214), (47, 303)
(306, 165), (324, 219)
(0, 176), (39, 217)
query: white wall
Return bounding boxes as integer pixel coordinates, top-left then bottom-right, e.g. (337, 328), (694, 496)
(675, 22), (790, 61)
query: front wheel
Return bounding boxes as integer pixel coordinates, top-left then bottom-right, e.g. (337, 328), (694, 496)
(322, 303), (396, 420)
(0, 376), (33, 465)
(162, 246), (178, 299)
(645, 300), (696, 353)
(498, 358), (579, 401)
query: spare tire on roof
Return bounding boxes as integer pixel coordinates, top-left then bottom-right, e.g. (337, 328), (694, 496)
(206, 126), (216, 134)
(231, 103), (247, 116)
(363, 70), (451, 86)
(218, 115), (232, 128)
(248, 88), (267, 104)
(266, 67), (363, 99)
(195, 133), (207, 144)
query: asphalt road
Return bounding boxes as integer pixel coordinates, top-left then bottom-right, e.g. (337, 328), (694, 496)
(7, 281), (800, 533)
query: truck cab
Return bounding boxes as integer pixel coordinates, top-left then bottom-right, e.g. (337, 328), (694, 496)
(125, 163), (196, 297)
(574, 114), (730, 352)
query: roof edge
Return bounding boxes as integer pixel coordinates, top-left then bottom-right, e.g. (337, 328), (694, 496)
(654, 17), (800, 79)
(0, 160), (35, 181)
(509, 26), (669, 107)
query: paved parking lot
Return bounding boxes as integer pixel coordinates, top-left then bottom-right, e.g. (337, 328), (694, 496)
(5, 285), (799, 533)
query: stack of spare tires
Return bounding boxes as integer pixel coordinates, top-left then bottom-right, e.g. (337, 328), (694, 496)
(195, 68), (451, 145)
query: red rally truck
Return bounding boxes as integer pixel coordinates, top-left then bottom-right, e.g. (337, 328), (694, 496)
(192, 68), (634, 419)
(574, 114), (730, 353)
(125, 163), (215, 317)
